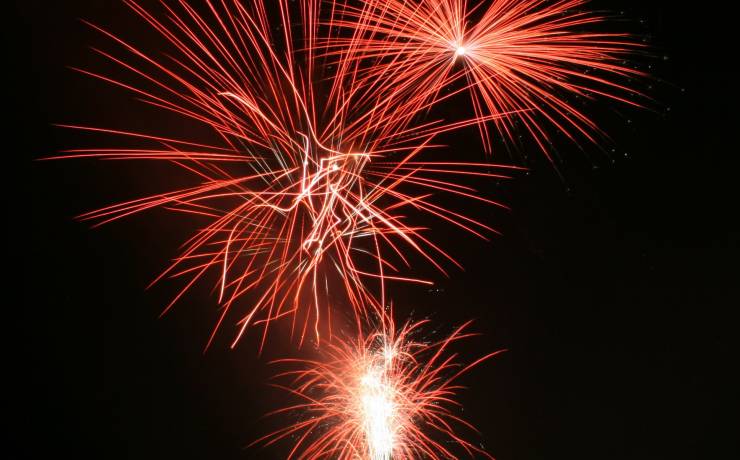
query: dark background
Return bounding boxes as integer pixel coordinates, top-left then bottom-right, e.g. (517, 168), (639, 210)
(11, 0), (737, 459)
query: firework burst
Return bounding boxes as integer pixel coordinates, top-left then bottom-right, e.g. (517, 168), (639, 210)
(54, 0), (519, 349)
(258, 313), (504, 459)
(327, 0), (647, 158)
(47, 1), (656, 458)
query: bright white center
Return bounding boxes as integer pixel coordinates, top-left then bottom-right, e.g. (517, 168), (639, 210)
(455, 45), (467, 57)
(360, 366), (395, 460)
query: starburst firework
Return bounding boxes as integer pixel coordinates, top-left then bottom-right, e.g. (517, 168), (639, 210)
(327, 0), (647, 157)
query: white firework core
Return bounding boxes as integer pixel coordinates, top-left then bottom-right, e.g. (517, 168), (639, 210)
(360, 347), (397, 460)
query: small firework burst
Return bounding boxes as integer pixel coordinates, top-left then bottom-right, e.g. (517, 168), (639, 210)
(259, 315), (504, 459)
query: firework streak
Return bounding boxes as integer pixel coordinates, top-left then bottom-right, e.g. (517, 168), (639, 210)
(55, 0), (644, 458)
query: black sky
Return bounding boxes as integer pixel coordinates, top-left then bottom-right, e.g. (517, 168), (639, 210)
(12, 1), (737, 459)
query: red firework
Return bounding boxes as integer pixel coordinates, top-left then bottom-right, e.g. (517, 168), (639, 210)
(54, 0), (518, 349)
(49, 1), (653, 458)
(326, 0), (646, 157)
(257, 313), (504, 459)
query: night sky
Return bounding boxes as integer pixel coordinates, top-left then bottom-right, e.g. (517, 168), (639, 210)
(13, 1), (737, 459)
